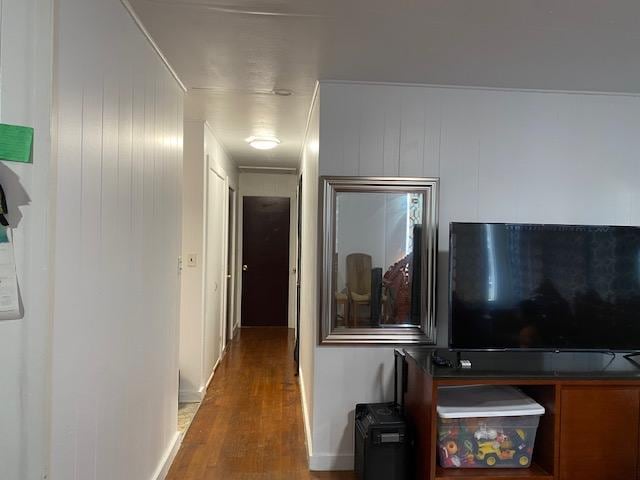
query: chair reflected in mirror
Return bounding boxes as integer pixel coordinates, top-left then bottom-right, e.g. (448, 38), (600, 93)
(346, 253), (372, 327)
(335, 291), (349, 326)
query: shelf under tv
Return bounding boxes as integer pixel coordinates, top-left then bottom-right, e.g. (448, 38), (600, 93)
(403, 348), (640, 480)
(435, 462), (552, 480)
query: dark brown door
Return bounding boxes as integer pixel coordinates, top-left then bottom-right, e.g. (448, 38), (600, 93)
(559, 386), (640, 480)
(241, 196), (290, 326)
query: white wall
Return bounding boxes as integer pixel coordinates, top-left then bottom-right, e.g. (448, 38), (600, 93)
(299, 86), (320, 463)
(51, 1), (184, 479)
(0, 1), (53, 479)
(205, 123), (237, 184)
(179, 120), (237, 402)
(236, 171), (298, 329)
(179, 122), (206, 400)
(308, 81), (640, 469)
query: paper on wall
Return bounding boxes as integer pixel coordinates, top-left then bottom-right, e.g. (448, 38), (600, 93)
(0, 227), (20, 320)
(0, 123), (34, 163)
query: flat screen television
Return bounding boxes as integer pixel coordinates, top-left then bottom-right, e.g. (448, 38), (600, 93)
(449, 223), (640, 351)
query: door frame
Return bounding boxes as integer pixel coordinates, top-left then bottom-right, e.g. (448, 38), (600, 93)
(235, 172), (298, 330)
(203, 164), (227, 381)
(224, 186), (237, 345)
(217, 177), (236, 353)
(294, 173), (303, 373)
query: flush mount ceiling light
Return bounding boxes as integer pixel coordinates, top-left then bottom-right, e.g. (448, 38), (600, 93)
(272, 88), (294, 96)
(246, 136), (280, 150)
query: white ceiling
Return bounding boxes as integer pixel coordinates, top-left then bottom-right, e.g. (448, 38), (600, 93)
(129, 0), (640, 167)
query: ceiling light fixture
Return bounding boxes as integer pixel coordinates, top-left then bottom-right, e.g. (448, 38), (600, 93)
(272, 88), (294, 96)
(246, 136), (280, 150)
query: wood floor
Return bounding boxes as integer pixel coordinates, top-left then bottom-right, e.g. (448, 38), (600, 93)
(167, 327), (357, 480)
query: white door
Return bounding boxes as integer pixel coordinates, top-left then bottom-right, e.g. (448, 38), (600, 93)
(204, 168), (225, 377)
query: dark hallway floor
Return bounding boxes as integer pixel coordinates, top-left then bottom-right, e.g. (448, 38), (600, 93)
(167, 327), (357, 480)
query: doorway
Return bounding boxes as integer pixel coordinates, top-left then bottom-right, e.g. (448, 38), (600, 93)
(204, 168), (226, 374)
(294, 175), (302, 373)
(241, 196), (291, 326)
(225, 187), (236, 342)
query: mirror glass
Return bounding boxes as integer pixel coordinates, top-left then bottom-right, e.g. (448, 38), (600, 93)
(333, 191), (424, 329)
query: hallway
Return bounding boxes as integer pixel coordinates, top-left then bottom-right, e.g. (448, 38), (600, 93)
(167, 328), (356, 480)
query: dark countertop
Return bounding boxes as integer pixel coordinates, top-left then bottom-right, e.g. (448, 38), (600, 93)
(403, 348), (640, 380)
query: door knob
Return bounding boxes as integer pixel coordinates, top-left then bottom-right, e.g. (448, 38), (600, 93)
(242, 265), (248, 271)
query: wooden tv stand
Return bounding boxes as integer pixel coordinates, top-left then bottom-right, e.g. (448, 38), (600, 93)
(403, 349), (640, 480)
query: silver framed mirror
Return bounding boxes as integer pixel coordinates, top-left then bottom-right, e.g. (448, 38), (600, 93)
(319, 176), (439, 344)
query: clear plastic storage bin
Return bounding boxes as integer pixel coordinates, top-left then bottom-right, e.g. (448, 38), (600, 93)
(437, 385), (545, 469)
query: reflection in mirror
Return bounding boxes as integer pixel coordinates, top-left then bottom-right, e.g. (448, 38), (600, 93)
(334, 192), (424, 329)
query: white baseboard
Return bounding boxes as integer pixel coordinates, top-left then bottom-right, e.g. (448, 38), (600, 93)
(178, 387), (205, 403)
(180, 353), (222, 403)
(298, 370), (313, 460)
(309, 454), (354, 471)
(299, 371), (353, 472)
(206, 359), (219, 389)
(151, 431), (182, 480)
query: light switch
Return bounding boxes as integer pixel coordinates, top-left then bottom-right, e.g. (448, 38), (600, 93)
(187, 254), (197, 267)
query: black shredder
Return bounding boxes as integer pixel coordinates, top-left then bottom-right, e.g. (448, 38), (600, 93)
(354, 350), (409, 480)
(354, 403), (408, 480)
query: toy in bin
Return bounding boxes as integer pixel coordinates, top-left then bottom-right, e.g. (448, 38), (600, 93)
(436, 385), (545, 469)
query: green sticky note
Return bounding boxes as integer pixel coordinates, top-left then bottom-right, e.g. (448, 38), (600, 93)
(0, 124), (33, 163)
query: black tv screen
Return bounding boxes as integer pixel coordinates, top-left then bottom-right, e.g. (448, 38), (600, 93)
(449, 223), (640, 351)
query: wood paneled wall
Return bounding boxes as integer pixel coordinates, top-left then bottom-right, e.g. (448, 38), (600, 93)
(310, 81), (640, 470)
(51, 1), (184, 479)
(0, 0), (54, 478)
